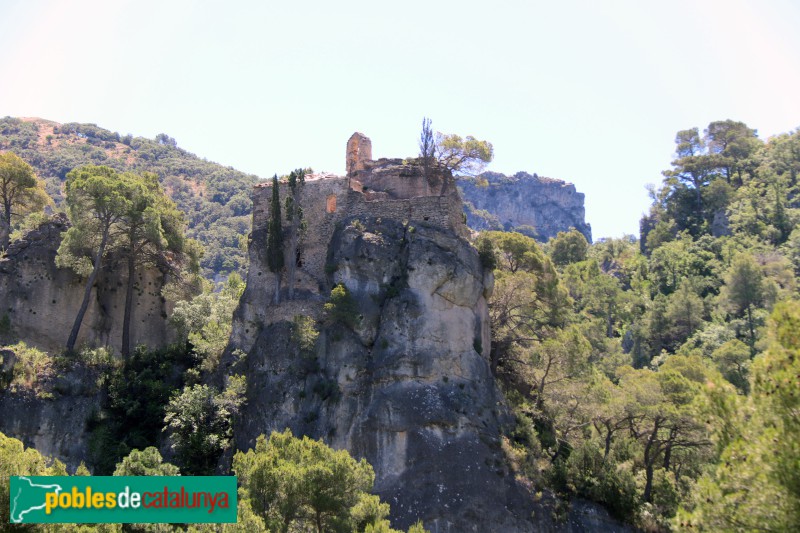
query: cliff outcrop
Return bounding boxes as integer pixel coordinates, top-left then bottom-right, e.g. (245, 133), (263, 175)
(459, 171), (592, 243)
(0, 214), (175, 354)
(0, 354), (104, 471)
(226, 140), (539, 531)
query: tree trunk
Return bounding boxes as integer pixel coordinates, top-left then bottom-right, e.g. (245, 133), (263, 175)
(642, 418), (661, 503)
(663, 442), (672, 471)
(121, 247), (136, 359)
(694, 179), (703, 218)
(66, 227), (109, 353)
(0, 217), (9, 250)
(0, 201), (10, 249)
(287, 230), (297, 300)
(274, 271), (281, 304)
(604, 423), (613, 460)
(643, 463), (655, 503)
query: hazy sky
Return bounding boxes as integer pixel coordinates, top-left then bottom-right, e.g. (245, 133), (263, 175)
(2, 0), (799, 239)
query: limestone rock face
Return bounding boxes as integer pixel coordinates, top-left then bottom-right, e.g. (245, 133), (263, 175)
(0, 360), (103, 471)
(459, 172), (592, 243)
(0, 215), (175, 354)
(228, 216), (538, 531)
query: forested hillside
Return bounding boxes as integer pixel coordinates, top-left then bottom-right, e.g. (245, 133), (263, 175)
(480, 120), (800, 530)
(2, 118), (799, 531)
(0, 117), (257, 276)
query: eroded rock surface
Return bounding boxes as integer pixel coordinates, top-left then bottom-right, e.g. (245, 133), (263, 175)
(0, 355), (103, 472)
(228, 216), (539, 531)
(0, 214), (175, 354)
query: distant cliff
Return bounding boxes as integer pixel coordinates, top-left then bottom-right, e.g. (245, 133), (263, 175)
(458, 171), (592, 242)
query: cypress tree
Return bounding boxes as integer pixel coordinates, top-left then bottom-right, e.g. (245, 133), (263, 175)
(285, 169), (305, 299)
(266, 175), (284, 303)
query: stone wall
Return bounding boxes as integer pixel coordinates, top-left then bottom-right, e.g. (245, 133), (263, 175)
(250, 163), (467, 305)
(346, 191), (466, 238)
(252, 174), (350, 295)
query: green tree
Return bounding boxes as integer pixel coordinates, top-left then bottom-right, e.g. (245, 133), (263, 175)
(528, 325), (592, 411)
(57, 165), (132, 353)
(170, 273), (244, 373)
(549, 228), (590, 267)
(233, 429), (388, 533)
(285, 169), (305, 300)
(324, 283), (359, 329)
(482, 230), (547, 274)
(164, 376), (246, 475)
(482, 231), (571, 378)
(705, 119), (761, 184)
(476, 236), (497, 270)
(89, 345), (191, 474)
(618, 362), (710, 505)
(119, 171), (187, 358)
(663, 128), (715, 217)
(719, 254), (765, 354)
(710, 339), (750, 393)
(679, 302), (800, 530)
(433, 131), (493, 176)
(583, 268), (627, 338)
(0, 151), (50, 249)
(664, 281), (705, 349)
(266, 175), (284, 304)
(113, 447), (180, 476)
(0, 431), (67, 527)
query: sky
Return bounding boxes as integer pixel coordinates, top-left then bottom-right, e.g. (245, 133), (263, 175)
(1, 0), (799, 239)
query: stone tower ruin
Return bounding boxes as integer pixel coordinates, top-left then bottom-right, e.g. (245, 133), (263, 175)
(346, 132), (372, 176)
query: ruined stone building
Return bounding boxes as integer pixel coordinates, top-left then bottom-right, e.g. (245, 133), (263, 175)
(247, 132), (468, 303)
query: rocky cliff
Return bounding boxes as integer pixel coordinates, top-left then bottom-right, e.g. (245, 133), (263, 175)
(458, 172), (592, 243)
(0, 214), (175, 354)
(0, 353), (103, 472)
(229, 219), (540, 531)
(224, 152), (543, 531)
(0, 215), (179, 470)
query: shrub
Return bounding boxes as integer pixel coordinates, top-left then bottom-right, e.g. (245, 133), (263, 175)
(324, 283), (360, 328)
(292, 315), (319, 358)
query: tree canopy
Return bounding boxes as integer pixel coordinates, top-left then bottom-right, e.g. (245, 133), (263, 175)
(418, 118), (493, 176)
(57, 165), (134, 352)
(233, 429), (425, 533)
(0, 151), (50, 249)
